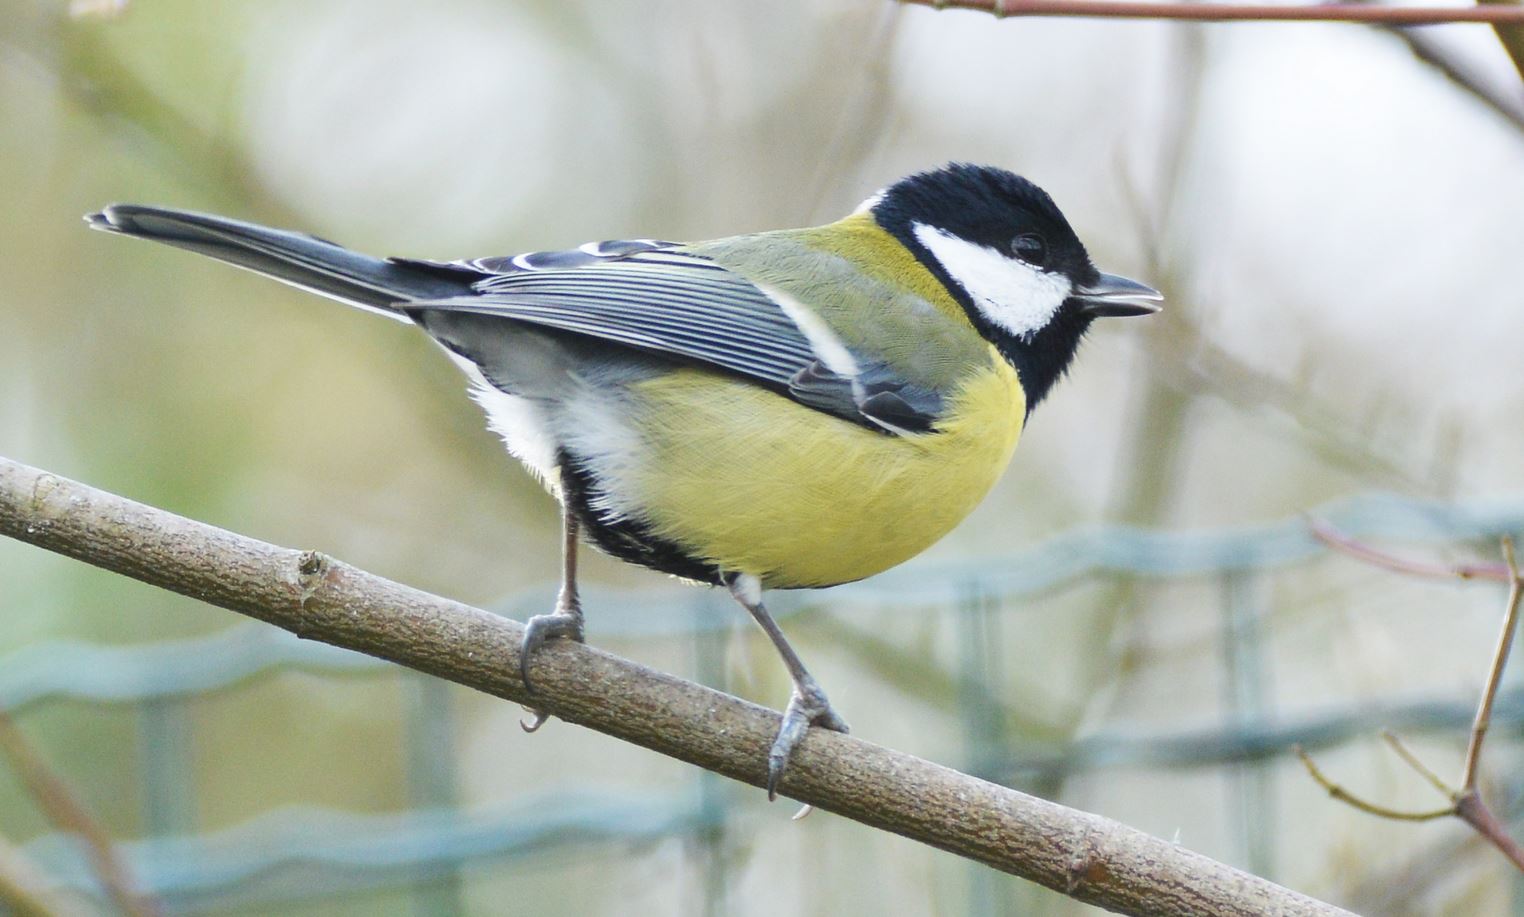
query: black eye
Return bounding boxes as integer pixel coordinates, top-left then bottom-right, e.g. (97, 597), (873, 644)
(1010, 233), (1048, 267)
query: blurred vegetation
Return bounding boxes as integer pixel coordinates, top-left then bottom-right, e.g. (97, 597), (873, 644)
(2, 0), (1524, 914)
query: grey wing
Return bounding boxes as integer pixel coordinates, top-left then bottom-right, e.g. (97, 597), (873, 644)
(393, 247), (944, 434)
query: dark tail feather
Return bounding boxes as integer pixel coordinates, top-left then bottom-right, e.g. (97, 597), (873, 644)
(86, 204), (472, 318)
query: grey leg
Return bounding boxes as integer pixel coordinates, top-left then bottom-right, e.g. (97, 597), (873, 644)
(520, 504), (584, 732)
(726, 572), (849, 800)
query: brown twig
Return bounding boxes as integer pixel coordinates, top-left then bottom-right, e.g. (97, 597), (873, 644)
(906, 0), (1524, 23)
(1454, 790), (1524, 870)
(1295, 536), (1524, 872)
(0, 456), (1354, 917)
(1308, 516), (1510, 582)
(0, 713), (159, 917)
(1391, 29), (1524, 136)
(0, 834), (93, 917)
(1462, 538), (1522, 787)
(1478, 0), (1524, 77)
(1381, 731), (1453, 798)
(1293, 745), (1453, 821)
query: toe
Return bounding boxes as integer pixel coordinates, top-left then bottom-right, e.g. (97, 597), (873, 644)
(519, 610), (586, 693)
(766, 714), (812, 800)
(764, 686), (849, 801)
(816, 708), (850, 734)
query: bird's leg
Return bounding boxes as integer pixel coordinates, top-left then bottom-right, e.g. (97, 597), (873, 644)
(726, 573), (849, 800)
(519, 505), (584, 732)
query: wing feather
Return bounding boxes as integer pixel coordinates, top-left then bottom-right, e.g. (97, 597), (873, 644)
(400, 248), (944, 433)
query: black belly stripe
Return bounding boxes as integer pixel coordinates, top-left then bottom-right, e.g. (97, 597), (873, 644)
(556, 450), (723, 586)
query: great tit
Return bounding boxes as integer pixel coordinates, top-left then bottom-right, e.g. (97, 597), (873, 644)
(87, 163), (1161, 798)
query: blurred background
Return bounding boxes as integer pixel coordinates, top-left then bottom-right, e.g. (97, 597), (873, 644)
(3, 0), (1524, 913)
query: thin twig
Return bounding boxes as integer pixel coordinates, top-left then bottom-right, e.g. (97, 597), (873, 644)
(1478, 0), (1524, 78)
(1347, 790), (1524, 912)
(1295, 537), (1524, 873)
(1454, 790), (1524, 871)
(1308, 516), (1510, 582)
(1381, 731), (1454, 799)
(0, 456), (1353, 917)
(1293, 746), (1454, 821)
(1390, 29), (1524, 136)
(906, 0), (1524, 23)
(1461, 537), (1522, 789)
(0, 713), (159, 917)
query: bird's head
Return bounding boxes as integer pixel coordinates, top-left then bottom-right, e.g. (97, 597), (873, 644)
(865, 163), (1161, 412)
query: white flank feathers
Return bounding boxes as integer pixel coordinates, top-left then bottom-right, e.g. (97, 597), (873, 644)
(448, 355), (559, 489)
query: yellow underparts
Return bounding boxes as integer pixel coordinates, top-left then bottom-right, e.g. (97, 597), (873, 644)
(625, 353), (1025, 588)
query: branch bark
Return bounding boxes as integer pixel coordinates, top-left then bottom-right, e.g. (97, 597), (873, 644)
(904, 0), (1524, 23)
(0, 456), (1351, 917)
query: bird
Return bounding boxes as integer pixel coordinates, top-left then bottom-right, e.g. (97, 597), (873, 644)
(87, 163), (1161, 799)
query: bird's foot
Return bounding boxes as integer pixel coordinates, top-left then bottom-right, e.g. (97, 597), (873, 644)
(767, 675), (849, 801)
(518, 599), (584, 733)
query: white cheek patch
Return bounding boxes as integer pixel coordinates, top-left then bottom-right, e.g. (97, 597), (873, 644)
(912, 222), (1072, 341)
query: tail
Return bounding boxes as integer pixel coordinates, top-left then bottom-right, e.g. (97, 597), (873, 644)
(86, 204), (472, 319)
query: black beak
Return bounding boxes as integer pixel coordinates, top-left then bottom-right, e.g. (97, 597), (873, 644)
(1075, 272), (1164, 317)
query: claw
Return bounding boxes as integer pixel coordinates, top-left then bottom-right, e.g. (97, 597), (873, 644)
(765, 677), (849, 801)
(520, 707), (552, 733)
(518, 607), (584, 694)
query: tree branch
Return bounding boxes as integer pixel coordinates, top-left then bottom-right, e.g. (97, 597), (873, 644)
(0, 455), (1350, 916)
(0, 713), (158, 917)
(1478, 0), (1524, 78)
(904, 0), (1524, 24)
(1308, 516), (1510, 582)
(1295, 536), (1524, 872)
(1462, 537), (1522, 788)
(1392, 28), (1524, 136)
(1293, 744), (1454, 821)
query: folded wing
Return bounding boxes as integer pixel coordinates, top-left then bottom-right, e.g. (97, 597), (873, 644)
(396, 248), (944, 435)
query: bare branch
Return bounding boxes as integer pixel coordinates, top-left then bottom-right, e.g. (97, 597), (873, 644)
(1295, 536), (1524, 872)
(1293, 746), (1454, 821)
(1381, 731), (1455, 799)
(1454, 790), (1524, 871)
(905, 0), (1524, 24)
(0, 455), (1351, 917)
(0, 713), (159, 917)
(1391, 29), (1524, 135)
(1461, 537), (1522, 789)
(1308, 516), (1510, 582)
(1478, 0), (1524, 77)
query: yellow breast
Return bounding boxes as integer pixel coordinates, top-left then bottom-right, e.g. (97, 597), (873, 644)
(624, 353), (1025, 588)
